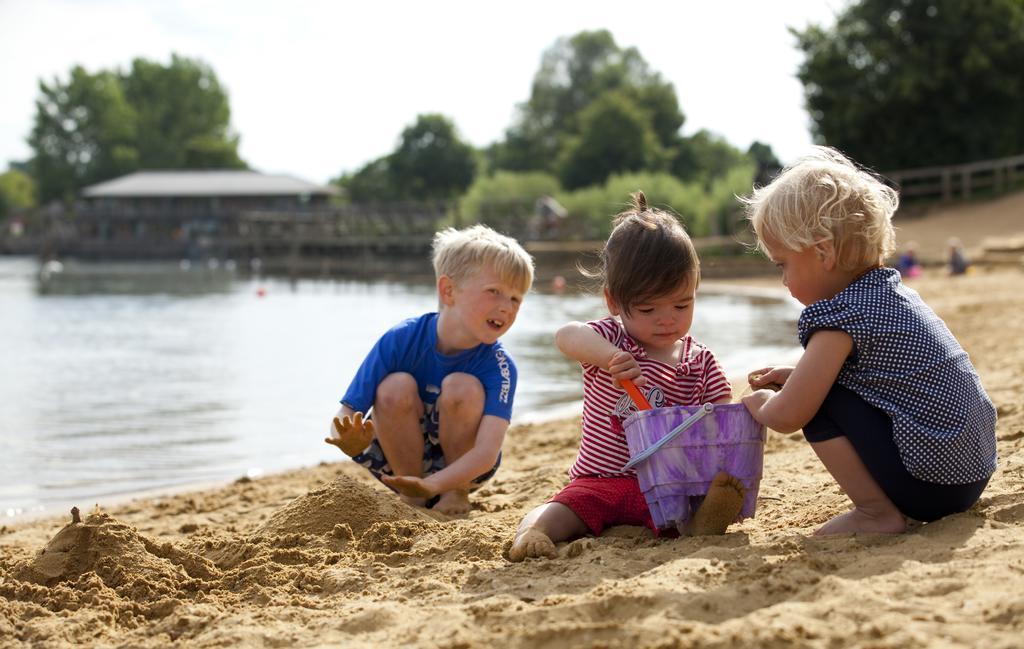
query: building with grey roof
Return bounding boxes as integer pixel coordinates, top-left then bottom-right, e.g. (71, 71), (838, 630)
(72, 170), (341, 260)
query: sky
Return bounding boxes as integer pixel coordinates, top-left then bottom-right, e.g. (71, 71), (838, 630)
(0, 0), (845, 185)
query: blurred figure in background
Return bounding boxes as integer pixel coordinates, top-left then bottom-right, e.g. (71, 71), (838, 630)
(895, 241), (922, 279)
(947, 237), (971, 276)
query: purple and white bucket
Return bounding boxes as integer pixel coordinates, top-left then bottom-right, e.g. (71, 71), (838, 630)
(623, 403), (766, 530)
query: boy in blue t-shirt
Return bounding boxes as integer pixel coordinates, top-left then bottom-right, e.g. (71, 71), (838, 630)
(325, 225), (534, 514)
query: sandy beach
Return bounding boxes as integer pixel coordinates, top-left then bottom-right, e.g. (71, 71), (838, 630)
(2, 259), (1023, 647)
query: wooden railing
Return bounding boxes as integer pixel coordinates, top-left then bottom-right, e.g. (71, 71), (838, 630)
(886, 153), (1024, 201)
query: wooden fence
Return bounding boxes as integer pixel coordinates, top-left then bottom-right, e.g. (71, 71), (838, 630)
(886, 153), (1024, 201)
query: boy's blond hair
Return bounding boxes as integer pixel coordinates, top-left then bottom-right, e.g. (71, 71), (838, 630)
(744, 146), (898, 271)
(432, 224), (534, 294)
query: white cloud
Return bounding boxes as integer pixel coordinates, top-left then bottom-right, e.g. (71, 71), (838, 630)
(0, 0), (841, 184)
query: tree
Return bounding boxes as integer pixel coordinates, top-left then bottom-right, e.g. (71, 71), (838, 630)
(28, 66), (138, 203)
(557, 92), (666, 189)
(0, 168), (37, 217)
(793, 0), (1024, 170)
(336, 114), (476, 202)
(27, 55), (246, 203)
(671, 130), (748, 187)
(388, 114), (477, 200)
(495, 30), (685, 174)
(335, 156), (395, 203)
(121, 55), (245, 169)
(747, 141), (783, 186)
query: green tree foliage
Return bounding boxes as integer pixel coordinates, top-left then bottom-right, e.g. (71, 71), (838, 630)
(122, 55), (245, 169)
(557, 92), (666, 189)
(335, 157), (393, 203)
(0, 168), (38, 217)
(28, 67), (138, 203)
(495, 30), (685, 180)
(338, 114), (477, 202)
(793, 0), (1024, 169)
(390, 114), (476, 200)
(747, 141), (783, 186)
(671, 130), (749, 187)
(460, 171), (562, 223)
(559, 163), (755, 239)
(27, 55), (246, 203)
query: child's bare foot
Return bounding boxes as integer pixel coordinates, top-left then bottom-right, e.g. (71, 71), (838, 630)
(815, 507), (907, 535)
(508, 528), (558, 562)
(434, 489), (471, 515)
(688, 471), (746, 536)
(398, 494), (427, 508)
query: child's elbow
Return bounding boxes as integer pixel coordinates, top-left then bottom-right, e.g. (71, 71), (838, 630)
(769, 420), (803, 435)
(554, 322), (582, 351)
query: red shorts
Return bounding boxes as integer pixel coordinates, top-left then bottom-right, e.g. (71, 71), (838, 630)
(549, 475), (672, 536)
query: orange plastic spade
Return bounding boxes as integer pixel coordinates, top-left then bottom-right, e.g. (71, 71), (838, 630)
(621, 379), (652, 410)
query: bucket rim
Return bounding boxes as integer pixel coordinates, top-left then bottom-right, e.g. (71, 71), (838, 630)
(622, 402), (754, 429)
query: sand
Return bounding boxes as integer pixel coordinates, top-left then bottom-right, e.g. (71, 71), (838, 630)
(3, 270), (1024, 647)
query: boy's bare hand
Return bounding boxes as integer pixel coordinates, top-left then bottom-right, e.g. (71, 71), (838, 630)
(324, 412), (375, 456)
(381, 475), (437, 499)
(607, 350), (645, 388)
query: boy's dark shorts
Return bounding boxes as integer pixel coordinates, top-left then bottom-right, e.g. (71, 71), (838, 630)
(351, 413), (501, 492)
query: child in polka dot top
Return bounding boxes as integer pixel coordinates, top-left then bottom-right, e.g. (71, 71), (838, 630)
(742, 147), (997, 535)
(509, 192), (740, 562)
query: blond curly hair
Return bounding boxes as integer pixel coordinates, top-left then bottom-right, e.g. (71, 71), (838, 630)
(743, 146), (898, 271)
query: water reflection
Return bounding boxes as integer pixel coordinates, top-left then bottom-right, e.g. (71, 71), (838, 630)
(0, 257), (800, 518)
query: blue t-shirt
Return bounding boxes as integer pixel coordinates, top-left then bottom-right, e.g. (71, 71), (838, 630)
(342, 312), (517, 424)
(798, 267), (997, 484)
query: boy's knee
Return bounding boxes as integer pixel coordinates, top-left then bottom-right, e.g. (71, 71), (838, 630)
(439, 373), (484, 410)
(376, 373), (421, 411)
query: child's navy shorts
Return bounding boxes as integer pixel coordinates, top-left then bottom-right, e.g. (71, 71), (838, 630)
(803, 383), (990, 522)
(351, 413), (501, 494)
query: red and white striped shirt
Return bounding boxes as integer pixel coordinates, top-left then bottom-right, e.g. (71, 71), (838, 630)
(568, 317), (732, 480)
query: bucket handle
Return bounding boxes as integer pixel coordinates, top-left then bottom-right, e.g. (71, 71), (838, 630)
(621, 403), (714, 471)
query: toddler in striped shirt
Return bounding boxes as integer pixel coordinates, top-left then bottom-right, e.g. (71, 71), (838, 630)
(509, 192), (745, 561)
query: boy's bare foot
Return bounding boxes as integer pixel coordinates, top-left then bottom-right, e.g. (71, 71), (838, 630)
(398, 494), (427, 508)
(688, 471), (746, 536)
(508, 528), (558, 562)
(815, 507), (907, 535)
(434, 489), (471, 515)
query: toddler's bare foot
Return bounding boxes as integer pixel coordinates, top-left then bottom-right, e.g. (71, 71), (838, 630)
(688, 471), (746, 536)
(815, 507), (907, 535)
(508, 528), (558, 562)
(434, 489), (471, 515)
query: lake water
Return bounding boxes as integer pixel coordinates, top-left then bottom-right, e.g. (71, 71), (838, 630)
(0, 256), (801, 519)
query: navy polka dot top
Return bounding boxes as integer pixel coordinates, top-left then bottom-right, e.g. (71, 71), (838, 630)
(798, 267), (997, 484)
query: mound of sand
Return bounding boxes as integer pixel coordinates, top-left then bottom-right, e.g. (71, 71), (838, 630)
(256, 474), (437, 539)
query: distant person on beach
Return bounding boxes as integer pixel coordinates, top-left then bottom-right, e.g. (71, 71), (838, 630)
(325, 225), (535, 515)
(509, 191), (741, 562)
(895, 241), (922, 278)
(947, 237), (971, 275)
(530, 195), (568, 239)
(742, 147), (997, 535)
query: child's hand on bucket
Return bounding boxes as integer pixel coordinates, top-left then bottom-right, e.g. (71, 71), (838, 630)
(325, 412), (375, 456)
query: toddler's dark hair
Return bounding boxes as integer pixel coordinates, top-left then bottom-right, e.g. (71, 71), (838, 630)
(587, 191), (699, 315)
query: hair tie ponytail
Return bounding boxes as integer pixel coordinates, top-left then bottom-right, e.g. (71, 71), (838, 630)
(632, 191), (648, 213)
